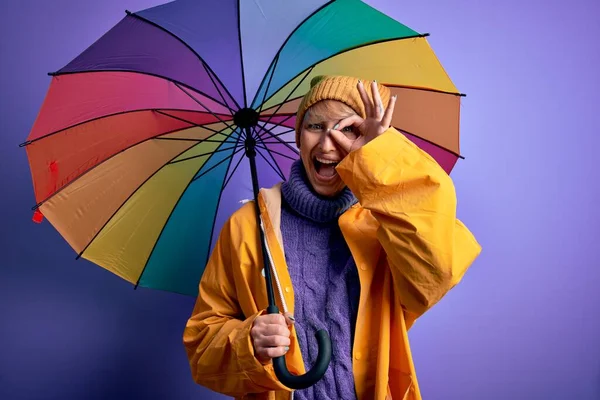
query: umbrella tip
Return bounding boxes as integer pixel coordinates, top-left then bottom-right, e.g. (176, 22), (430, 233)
(32, 209), (44, 224)
(75, 249), (85, 260)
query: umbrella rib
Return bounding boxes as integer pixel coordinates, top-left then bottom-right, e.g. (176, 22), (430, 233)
(46, 69), (233, 112)
(221, 147), (247, 189)
(125, 10), (242, 110)
(257, 116), (464, 160)
(257, 116), (296, 139)
(155, 110), (236, 143)
(255, 148), (286, 181)
(250, 0), (335, 106)
(201, 61), (237, 115)
(256, 125), (299, 155)
(254, 131), (287, 180)
(254, 34), (431, 109)
(257, 53), (280, 115)
(258, 83), (465, 118)
(258, 125), (466, 160)
(73, 136), (234, 260)
(20, 108), (227, 147)
(261, 128), (295, 140)
(385, 83), (466, 97)
(254, 144), (297, 161)
(134, 140), (242, 289)
(257, 123), (294, 140)
(172, 83), (238, 132)
(31, 125), (234, 211)
(191, 146), (243, 183)
(158, 116), (235, 139)
(201, 128), (245, 267)
(256, 66), (314, 133)
(398, 128), (465, 159)
(155, 137), (233, 144)
(168, 145), (241, 165)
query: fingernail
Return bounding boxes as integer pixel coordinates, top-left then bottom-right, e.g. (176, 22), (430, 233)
(285, 347), (290, 352)
(392, 95), (397, 100)
(333, 123), (339, 130)
(357, 79), (362, 84)
(373, 79), (377, 83)
(289, 315), (295, 321)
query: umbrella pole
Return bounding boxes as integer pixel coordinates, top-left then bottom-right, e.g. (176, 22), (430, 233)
(242, 125), (331, 390)
(243, 131), (278, 314)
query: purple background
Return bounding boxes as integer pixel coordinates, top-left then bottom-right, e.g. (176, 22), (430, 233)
(1, 0), (599, 399)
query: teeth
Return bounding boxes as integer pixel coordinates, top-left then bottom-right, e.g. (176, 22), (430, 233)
(316, 157), (338, 165)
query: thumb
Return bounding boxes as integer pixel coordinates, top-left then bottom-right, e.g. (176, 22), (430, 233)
(283, 312), (295, 326)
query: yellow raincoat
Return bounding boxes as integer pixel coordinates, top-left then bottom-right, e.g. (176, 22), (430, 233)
(183, 128), (481, 399)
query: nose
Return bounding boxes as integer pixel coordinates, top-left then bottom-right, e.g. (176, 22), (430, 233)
(319, 130), (336, 152)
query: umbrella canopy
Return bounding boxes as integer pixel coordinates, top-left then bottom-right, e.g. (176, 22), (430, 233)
(24, 0), (463, 298)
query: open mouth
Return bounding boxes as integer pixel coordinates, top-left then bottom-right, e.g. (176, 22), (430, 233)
(313, 157), (339, 179)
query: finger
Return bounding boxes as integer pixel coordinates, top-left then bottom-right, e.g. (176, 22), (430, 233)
(331, 115), (363, 140)
(334, 114), (363, 131)
(257, 313), (287, 327)
(263, 324), (291, 338)
(257, 334), (291, 348)
(381, 94), (397, 129)
(257, 345), (289, 360)
(283, 312), (295, 326)
(357, 80), (374, 118)
(371, 81), (384, 120)
(329, 128), (354, 154)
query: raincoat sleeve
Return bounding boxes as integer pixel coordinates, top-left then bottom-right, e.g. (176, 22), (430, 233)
(336, 127), (482, 318)
(183, 210), (289, 396)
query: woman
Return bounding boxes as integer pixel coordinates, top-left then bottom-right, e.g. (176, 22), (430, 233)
(183, 75), (481, 399)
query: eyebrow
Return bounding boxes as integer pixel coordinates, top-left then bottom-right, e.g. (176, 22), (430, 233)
(305, 117), (334, 123)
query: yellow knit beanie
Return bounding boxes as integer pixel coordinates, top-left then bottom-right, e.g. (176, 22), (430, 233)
(294, 75), (391, 147)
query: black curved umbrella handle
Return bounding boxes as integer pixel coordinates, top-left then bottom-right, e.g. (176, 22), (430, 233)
(267, 306), (332, 390)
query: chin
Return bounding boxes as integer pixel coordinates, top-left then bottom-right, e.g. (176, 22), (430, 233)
(311, 180), (345, 198)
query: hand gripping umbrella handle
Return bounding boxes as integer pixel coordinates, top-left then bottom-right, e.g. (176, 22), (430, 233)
(266, 306), (332, 390)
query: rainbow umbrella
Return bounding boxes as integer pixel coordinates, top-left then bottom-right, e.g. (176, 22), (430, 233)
(23, 0), (465, 388)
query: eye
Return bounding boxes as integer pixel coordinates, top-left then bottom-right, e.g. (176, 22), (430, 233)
(307, 123), (323, 130)
(342, 125), (359, 139)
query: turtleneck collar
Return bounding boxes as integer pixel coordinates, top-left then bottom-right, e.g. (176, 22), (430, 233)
(281, 159), (357, 224)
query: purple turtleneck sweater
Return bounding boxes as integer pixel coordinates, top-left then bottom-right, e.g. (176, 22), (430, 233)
(280, 160), (361, 400)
